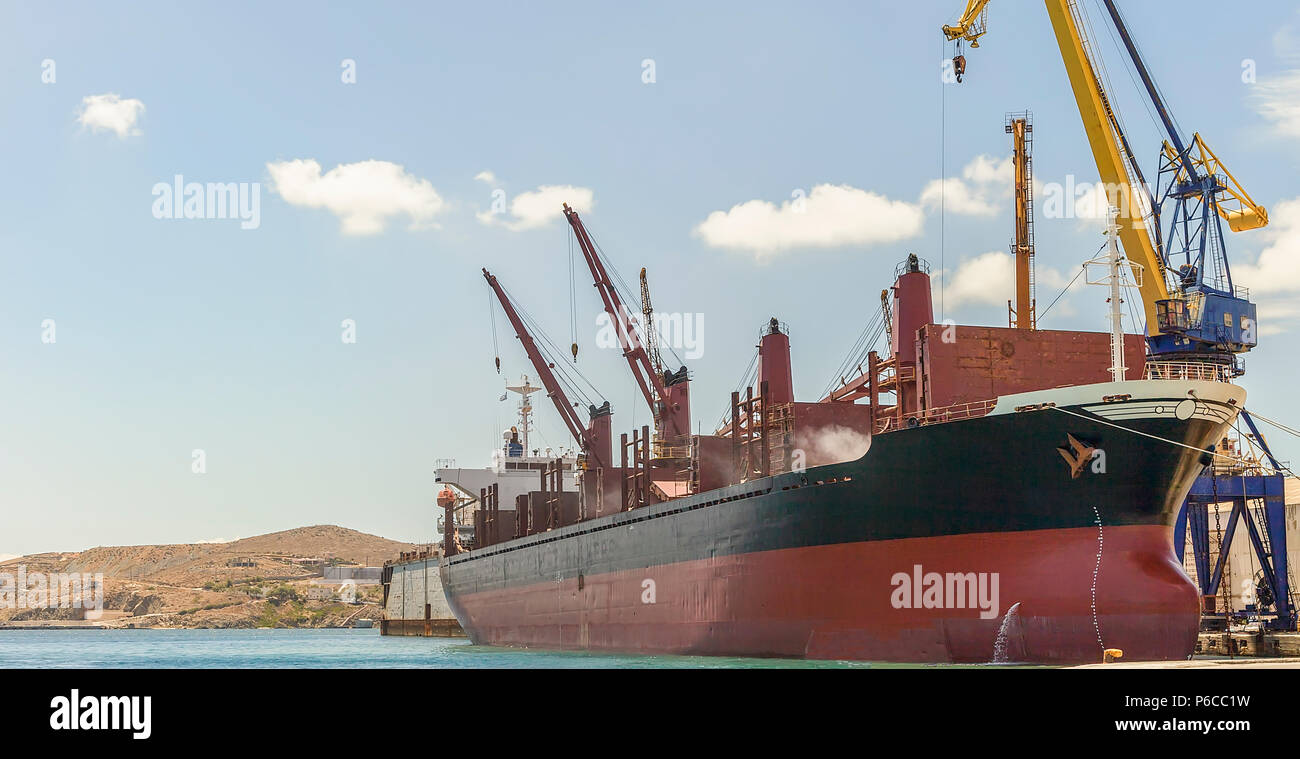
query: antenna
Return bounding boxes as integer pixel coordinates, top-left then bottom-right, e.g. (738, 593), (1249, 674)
(1086, 207), (1144, 382)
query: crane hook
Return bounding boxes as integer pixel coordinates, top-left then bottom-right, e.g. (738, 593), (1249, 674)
(571, 342), (579, 362)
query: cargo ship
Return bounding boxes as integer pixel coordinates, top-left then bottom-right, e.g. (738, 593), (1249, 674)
(390, 0), (1275, 661)
(420, 230), (1246, 663)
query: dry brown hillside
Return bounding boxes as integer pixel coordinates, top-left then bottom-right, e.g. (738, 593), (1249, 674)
(0, 525), (418, 629)
(224, 525), (409, 564)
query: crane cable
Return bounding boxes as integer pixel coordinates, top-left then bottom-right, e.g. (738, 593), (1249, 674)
(1036, 258), (1089, 324)
(513, 297), (602, 408)
(821, 307), (887, 401)
(714, 349), (760, 432)
(569, 226), (579, 362)
(1246, 409), (1300, 442)
(940, 32), (947, 323)
(575, 221), (687, 372)
(488, 288), (500, 373)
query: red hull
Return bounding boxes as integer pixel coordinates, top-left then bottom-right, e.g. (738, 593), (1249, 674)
(450, 524), (1198, 663)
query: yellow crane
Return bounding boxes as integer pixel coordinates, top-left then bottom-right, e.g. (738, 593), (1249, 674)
(639, 267), (663, 378)
(942, 0), (1268, 353)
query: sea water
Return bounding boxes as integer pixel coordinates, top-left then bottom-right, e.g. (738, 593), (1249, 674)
(0, 628), (902, 669)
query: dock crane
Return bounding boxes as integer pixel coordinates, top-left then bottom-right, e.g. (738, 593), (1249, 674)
(944, 0), (1268, 372)
(947, 0), (1292, 631)
(639, 267), (664, 378)
(563, 204), (691, 444)
(482, 268), (613, 471)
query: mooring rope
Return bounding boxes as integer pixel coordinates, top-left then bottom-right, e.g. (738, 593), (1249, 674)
(1046, 405), (1241, 462)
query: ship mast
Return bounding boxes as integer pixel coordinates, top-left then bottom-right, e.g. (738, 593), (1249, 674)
(484, 268), (588, 447)
(504, 377), (542, 454)
(1086, 206), (1143, 382)
(483, 267), (612, 470)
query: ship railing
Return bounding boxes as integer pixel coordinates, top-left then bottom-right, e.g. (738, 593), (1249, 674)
(1144, 361), (1234, 383)
(892, 398), (998, 430)
(651, 441), (693, 460)
(391, 544), (440, 563)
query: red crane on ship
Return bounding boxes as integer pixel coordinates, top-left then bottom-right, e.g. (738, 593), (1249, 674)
(562, 204), (691, 444)
(482, 268), (613, 471)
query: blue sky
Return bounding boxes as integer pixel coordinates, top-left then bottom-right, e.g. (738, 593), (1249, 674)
(2, 0), (1298, 556)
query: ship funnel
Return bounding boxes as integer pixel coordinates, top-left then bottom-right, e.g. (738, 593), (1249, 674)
(661, 368), (691, 443)
(585, 401), (613, 471)
(758, 317), (794, 405)
(891, 255), (934, 364)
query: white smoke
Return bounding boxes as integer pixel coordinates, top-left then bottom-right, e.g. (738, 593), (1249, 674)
(798, 425), (872, 466)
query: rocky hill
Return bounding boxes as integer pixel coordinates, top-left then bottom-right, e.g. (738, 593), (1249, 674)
(0, 525), (418, 629)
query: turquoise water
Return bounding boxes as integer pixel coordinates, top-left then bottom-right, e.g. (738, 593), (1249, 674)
(0, 628), (899, 669)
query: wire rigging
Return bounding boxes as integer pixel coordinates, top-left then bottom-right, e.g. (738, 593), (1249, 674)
(714, 348), (760, 432)
(940, 33), (947, 323)
(820, 306), (887, 401)
(488, 288), (500, 373)
(581, 221), (687, 372)
(1037, 256), (1090, 324)
(568, 228), (579, 362)
(494, 278), (606, 415)
(514, 299), (601, 409)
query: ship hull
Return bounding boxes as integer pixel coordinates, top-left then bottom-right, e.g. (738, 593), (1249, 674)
(441, 379), (1242, 663)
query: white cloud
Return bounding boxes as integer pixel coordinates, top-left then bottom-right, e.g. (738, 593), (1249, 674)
(694, 184), (924, 259)
(1251, 70), (1300, 139)
(77, 93), (145, 138)
(1272, 11), (1300, 61)
(1256, 298), (1299, 336)
(937, 251), (1016, 307)
(920, 177), (998, 216)
(477, 184), (593, 231)
(1071, 181), (1113, 222)
(962, 154), (1014, 186)
(1231, 196), (1300, 335)
(935, 250), (1073, 309)
(266, 158), (445, 235)
(1232, 197), (1300, 295)
(474, 170), (497, 184)
(919, 154), (1012, 217)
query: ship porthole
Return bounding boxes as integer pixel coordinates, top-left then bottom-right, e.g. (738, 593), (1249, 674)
(1175, 399), (1196, 420)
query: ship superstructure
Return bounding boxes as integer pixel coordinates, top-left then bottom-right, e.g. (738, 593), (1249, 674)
(380, 377), (577, 636)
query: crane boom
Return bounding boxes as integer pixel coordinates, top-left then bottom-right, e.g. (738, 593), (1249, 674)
(482, 268), (588, 447)
(1161, 134), (1269, 233)
(946, 0), (1168, 331)
(564, 204), (687, 439)
(640, 267), (664, 378)
(943, 0), (1266, 363)
(1042, 0), (1168, 333)
(942, 0), (990, 46)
